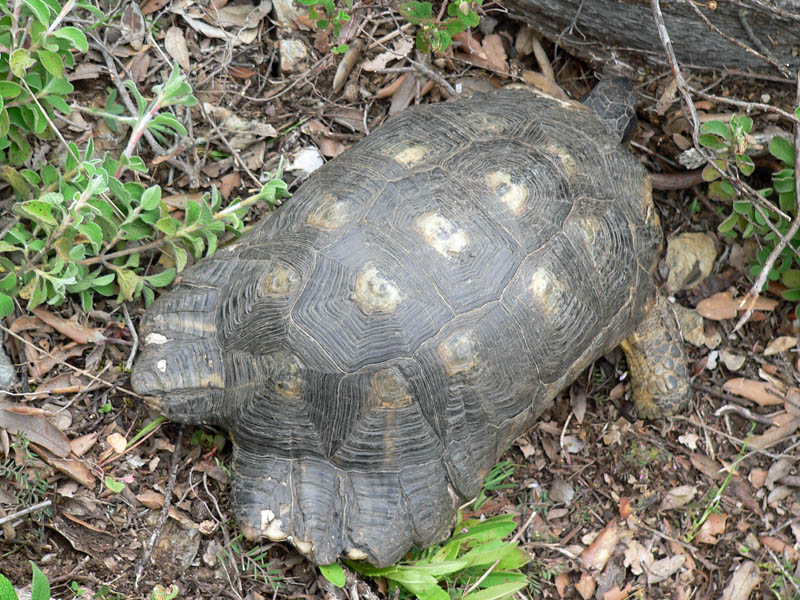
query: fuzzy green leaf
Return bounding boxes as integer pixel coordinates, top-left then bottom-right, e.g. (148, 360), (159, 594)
(50, 26), (89, 52)
(14, 200), (57, 227)
(0, 82), (22, 99)
(770, 136), (795, 165)
(156, 216), (180, 235)
(0, 165), (33, 200)
(700, 120), (731, 140)
(0, 293), (14, 319)
(10, 49), (36, 78)
(115, 268), (139, 301)
(698, 134), (726, 151)
(22, 0), (50, 25)
(144, 268), (176, 288)
(140, 185), (162, 211)
(104, 476), (125, 493)
(735, 154), (754, 176)
(37, 49), (64, 78)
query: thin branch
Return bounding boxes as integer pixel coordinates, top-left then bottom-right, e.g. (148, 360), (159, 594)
(0, 500), (52, 526)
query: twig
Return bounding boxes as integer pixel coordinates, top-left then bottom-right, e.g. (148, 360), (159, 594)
(682, 0), (791, 78)
(198, 103), (263, 188)
(122, 303), (138, 372)
(650, 0), (701, 146)
(714, 404), (779, 425)
(0, 323), (142, 398)
(134, 425), (185, 590)
(0, 499), (52, 526)
(733, 70), (800, 332)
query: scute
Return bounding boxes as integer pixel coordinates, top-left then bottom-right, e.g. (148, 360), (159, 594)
(133, 85), (661, 566)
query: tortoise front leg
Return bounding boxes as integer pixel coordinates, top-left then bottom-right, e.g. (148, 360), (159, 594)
(619, 295), (691, 419)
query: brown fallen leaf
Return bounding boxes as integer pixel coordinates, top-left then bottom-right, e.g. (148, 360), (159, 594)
(106, 432), (127, 454)
(580, 518), (622, 572)
(722, 378), (785, 406)
(696, 511), (727, 544)
(720, 560), (761, 600)
(690, 453), (724, 480)
(764, 335), (798, 356)
(137, 489), (165, 509)
(31, 443), (95, 488)
(522, 71), (569, 99)
(554, 572), (569, 598)
(32, 308), (105, 345)
(141, 0), (170, 15)
(660, 484), (697, 511)
(574, 571), (596, 600)
(32, 372), (88, 397)
(70, 432), (98, 457)
(647, 555), (685, 584)
(0, 404), (71, 457)
(734, 295), (779, 313)
(603, 582), (633, 600)
(165, 26), (190, 71)
(750, 418), (800, 450)
(696, 291), (736, 320)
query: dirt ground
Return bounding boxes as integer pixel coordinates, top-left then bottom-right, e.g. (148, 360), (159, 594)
(2, 2), (800, 599)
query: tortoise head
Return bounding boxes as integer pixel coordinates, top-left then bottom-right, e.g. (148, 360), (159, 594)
(580, 78), (637, 143)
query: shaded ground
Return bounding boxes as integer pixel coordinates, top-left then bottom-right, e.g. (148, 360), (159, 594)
(2, 2), (800, 599)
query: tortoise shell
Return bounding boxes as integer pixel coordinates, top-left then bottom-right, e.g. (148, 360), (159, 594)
(133, 84), (664, 566)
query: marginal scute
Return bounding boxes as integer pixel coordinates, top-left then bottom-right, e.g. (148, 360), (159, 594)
(438, 332), (478, 375)
(354, 265), (403, 314)
(485, 170), (528, 215)
(262, 262), (301, 295)
(306, 194), (350, 230)
(414, 213), (469, 257)
(370, 368), (412, 408)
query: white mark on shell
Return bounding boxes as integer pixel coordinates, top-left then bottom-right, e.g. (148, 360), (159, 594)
(485, 171), (528, 215)
(354, 265), (403, 314)
(346, 548), (368, 560)
(545, 142), (578, 176)
(292, 537), (313, 556)
(260, 509), (288, 540)
(145, 333), (169, 346)
(156, 359), (167, 373)
(415, 213), (469, 257)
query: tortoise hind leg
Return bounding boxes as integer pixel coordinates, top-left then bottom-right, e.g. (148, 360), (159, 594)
(619, 296), (691, 419)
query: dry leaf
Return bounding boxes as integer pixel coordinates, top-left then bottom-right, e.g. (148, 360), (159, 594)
(618, 496), (632, 520)
(696, 512), (727, 544)
(70, 432), (98, 457)
(0, 404), (71, 457)
(574, 572), (596, 600)
(554, 572), (569, 598)
(32, 309), (105, 344)
(677, 432), (700, 450)
(660, 485), (697, 511)
(696, 291), (736, 320)
(723, 378), (784, 406)
(646, 555), (685, 584)
(521, 71), (569, 99)
(749, 468), (768, 489)
(137, 490), (165, 509)
(720, 560), (761, 600)
(765, 458), (793, 488)
(764, 336), (797, 356)
(362, 38), (414, 72)
(32, 443), (95, 488)
(602, 583), (633, 600)
(690, 452), (724, 480)
(106, 432), (127, 454)
(623, 539), (653, 575)
(720, 348), (745, 371)
(750, 418), (800, 450)
(165, 26), (190, 71)
(580, 519), (622, 572)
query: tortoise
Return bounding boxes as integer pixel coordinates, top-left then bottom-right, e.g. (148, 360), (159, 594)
(132, 78), (690, 567)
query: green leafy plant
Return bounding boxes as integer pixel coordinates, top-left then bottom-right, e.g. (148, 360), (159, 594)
(0, 61), (289, 318)
(296, 0), (352, 54)
(400, 0), (482, 53)
(0, 0), (89, 166)
(320, 513), (529, 600)
(1, 435), (52, 510)
(472, 460), (517, 511)
(0, 562), (49, 600)
(699, 112), (800, 314)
